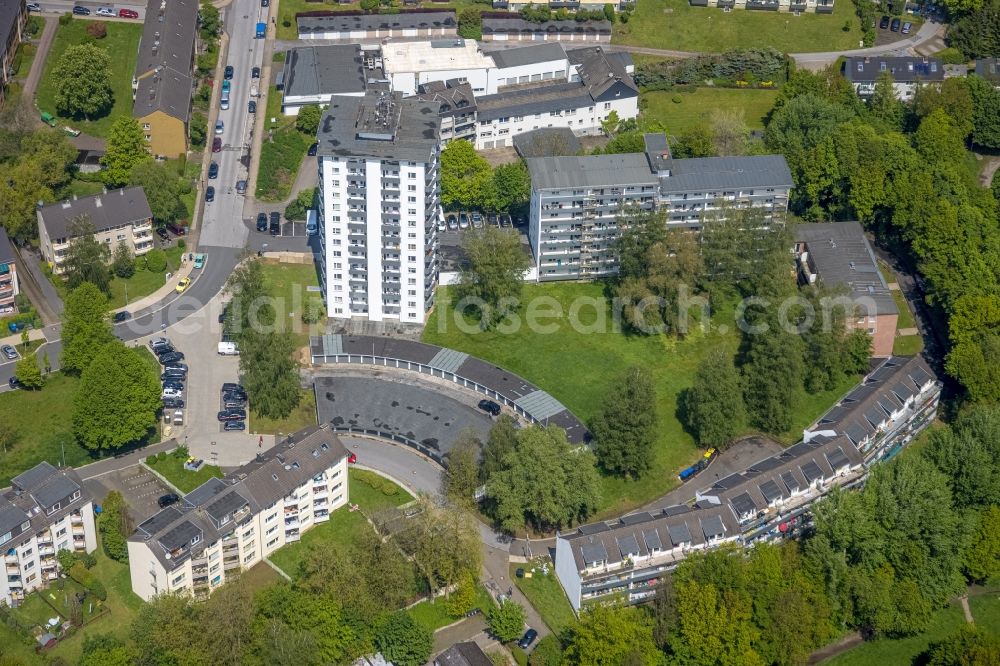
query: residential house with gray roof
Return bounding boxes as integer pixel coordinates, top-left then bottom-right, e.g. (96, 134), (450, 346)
(844, 56), (944, 100)
(480, 15), (612, 43)
(555, 354), (940, 612)
(0, 462), (97, 607)
(0, 0), (27, 106)
(526, 133), (792, 281)
(37, 187), (154, 275)
(127, 425), (350, 601)
(0, 227), (18, 315)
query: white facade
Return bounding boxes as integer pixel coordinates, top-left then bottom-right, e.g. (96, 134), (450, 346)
(475, 95), (638, 150)
(383, 41), (495, 96)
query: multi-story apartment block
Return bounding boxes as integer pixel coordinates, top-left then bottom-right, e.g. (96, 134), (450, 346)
(37, 187), (155, 274)
(526, 133), (793, 281)
(413, 80), (477, 145)
(297, 10), (458, 41)
(844, 56), (944, 101)
(480, 15), (613, 43)
(0, 227), (19, 315)
(1, 462), (98, 607)
(316, 91), (442, 324)
(795, 222), (899, 357)
(690, 0), (834, 13)
(0, 0), (27, 106)
(128, 426), (350, 601)
(555, 355), (939, 612)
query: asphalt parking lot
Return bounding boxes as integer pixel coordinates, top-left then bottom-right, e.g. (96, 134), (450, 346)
(437, 225), (531, 273)
(314, 375), (494, 457)
(84, 466), (173, 524)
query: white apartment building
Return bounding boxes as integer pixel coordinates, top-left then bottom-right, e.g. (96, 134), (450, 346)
(1, 462), (98, 607)
(127, 426), (350, 601)
(316, 92), (442, 324)
(36, 187), (155, 274)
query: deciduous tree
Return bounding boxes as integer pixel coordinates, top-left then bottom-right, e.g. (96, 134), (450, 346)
(375, 612), (433, 666)
(563, 605), (663, 666)
(488, 599), (526, 642)
(61, 282), (114, 373)
(590, 366), (657, 478)
(296, 104), (322, 136)
(101, 117), (150, 186)
(456, 225), (530, 329)
(440, 139), (492, 210)
(924, 624), (1000, 666)
(14, 353), (43, 389)
(61, 215), (111, 293)
(443, 429), (481, 506)
(98, 490), (131, 561)
(129, 161), (183, 224)
(481, 415), (518, 482)
(963, 505), (1000, 583)
(52, 43), (113, 119)
(111, 240), (134, 278)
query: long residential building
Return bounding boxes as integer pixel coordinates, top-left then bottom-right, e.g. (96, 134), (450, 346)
(297, 10), (458, 41)
(280, 41), (638, 148)
(0, 0), (27, 105)
(555, 354), (940, 612)
(128, 426), (350, 601)
(844, 56), (944, 100)
(690, 0), (835, 12)
(316, 91), (441, 325)
(0, 227), (19, 315)
(526, 133), (793, 281)
(37, 187), (155, 274)
(1, 462), (98, 607)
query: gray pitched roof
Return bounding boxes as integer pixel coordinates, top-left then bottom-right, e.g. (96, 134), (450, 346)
(976, 57), (1000, 82)
(435, 642), (493, 666)
(1, 463), (92, 551)
(283, 44), (368, 99)
(132, 0), (198, 122)
(31, 475), (81, 511)
(38, 187), (153, 241)
(0, 0), (20, 65)
(316, 92), (440, 164)
(567, 45), (638, 99)
(527, 153), (658, 190)
(660, 154), (793, 192)
(12, 462), (58, 492)
(796, 222), (898, 317)
(0, 504), (29, 538)
(133, 68), (194, 122)
(297, 10), (456, 35)
(488, 42), (566, 69)
(476, 81), (595, 122)
(844, 56), (944, 83)
(482, 17), (612, 35)
(512, 127), (582, 159)
(0, 227), (14, 266)
(414, 79), (477, 116)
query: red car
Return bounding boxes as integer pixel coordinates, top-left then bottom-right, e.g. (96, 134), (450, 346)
(118, 8), (139, 18)
(348, 452), (357, 464)
(212, 137), (222, 153)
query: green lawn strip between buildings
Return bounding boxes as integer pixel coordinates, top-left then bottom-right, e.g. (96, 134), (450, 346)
(613, 0), (862, 53)
(251, 389), (318, 436)
(406, 585), (495, 632)
(35, 19), (143, 138)
(258, 260), (324, 350)
(641, 88), (779, 136)
(892, 335), (924, 356)
(423, 283), (860, 518)
(145, 454), (225, 494)
(509, 563), (577, 636)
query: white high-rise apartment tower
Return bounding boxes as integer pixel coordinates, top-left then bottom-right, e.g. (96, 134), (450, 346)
(316, 91), (442, 324)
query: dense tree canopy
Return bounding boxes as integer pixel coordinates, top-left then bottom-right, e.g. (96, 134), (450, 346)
(683, 348), (745, 448)
(129, 161), (184, 224)
(61, 282), (114, 373)
(102, 117), (151, 186)
(52, 44), (113, 119)
(456, 225), (531, 329)
(590, 365), (657, 478)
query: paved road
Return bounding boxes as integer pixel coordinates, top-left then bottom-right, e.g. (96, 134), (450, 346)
(20, 16), (57, 106)
(199, 0), (268, 248)
(791, 19), (945, 69)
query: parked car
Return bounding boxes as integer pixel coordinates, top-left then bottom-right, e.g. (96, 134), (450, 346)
(96, 7), (115, 16)
(150, 337), (171, 350)
(478, 399), (501, 416)
(236, 180), (247, 194)
(208, 161), (219, 179)
(222, 391), (246, 403)
(72, 5), (91, 15)
(162, 380), (185, 391)
(252, 66), (261, 79)
(215, 120), (224, 135)
(27, 3), (41, 12)
(222, 382), (245, 394)
(157, 493), (180, 508)
(224, 65), (234, 80)
(175, 277), (192, 293)
(162, 397), (185, 409)
(221, 79), (231, 94)
(447, 215), (458, 231)
(459, 212), (470, 229)
(206, 186), (216, 201)
(164, 363), (188, 373)
(168, 223), (187, 236)
(471, 212), (483, 228)
(224, 421), (246, 431)
(499, 213), (512, 228)
(118, 8), (139, 18)
(113, 311), (131, 323)
(901, 21), (912, 33)
(436, 219), (446, 232)
(890, 17), (901, 31)
(248, 100), (256, 114)
(217, 409), (246, 422)
(158, 351), (185, 365)
(879, 14), (891, 28)
(8, 376), (23, 390)
(308, 142), (318, 156)
(348, 452), (357, 464)
(487, 213), (499, 227)
(161, 388), (183, 399)
(270, 212), (280, 235)
(517, 629), (538, 650)
(2, 345), (18, 360)
(156, 228), (170, 242)
(261, 0), (269, 6)
(256, 213), (268, 232)
(154, 345), (176, 359)
(212, 137), (222, 153)
(162, 370), (187, 381)
(194, 253), (205, 269)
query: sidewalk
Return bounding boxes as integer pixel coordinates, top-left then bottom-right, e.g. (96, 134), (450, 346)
(110, 258), (196, 314)
(0, 327), (46, 348)
(21, 16), (57, 107)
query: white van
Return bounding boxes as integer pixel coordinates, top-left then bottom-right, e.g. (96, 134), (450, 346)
(218, 341), (239, 355)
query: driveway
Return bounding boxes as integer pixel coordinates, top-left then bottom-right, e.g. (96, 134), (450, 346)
(84, 464), (174, 524)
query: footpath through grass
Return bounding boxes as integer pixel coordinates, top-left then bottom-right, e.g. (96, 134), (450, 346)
(145, 451), (224, 494)
(613, 0), (862, 53)
(510, 562), (576, 636)
(641, 88), (779, 136)
(407, 585), (495, 632)
(424, 283), (859, 517)
(268, 469), (414, 578)
(35, 19), (143, 138)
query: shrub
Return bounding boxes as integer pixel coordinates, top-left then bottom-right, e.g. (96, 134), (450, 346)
(146, 455), (157, 464)
(178, 239), (186, 250)
(88, 579), (107, 601)
(301, 299), (325, 325)
(59, 12), (72, 25)
(85, 22), (107, 39)
(144, 248), (167, 272)
(172, 445), (189, 459)
(156, 451), (167, 461)
(672, 94), (683, 103)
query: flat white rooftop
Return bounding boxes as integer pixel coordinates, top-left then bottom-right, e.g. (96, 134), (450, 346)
(382, 39), (494, 74)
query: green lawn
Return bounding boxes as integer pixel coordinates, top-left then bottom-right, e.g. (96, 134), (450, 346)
(510, 563), (577, 636)
(423, 283), (859, 518)
(893, 335), (924, 356)
(641, 88), (779, 136)
(257, 125), (311, 202)
(260, 259), (324, 350)
(0, 373), (89, 486)
(891, 289), (917, 330)
(268, 469), (414, 578)
(406, 585), (495, 632)
(968, 593), (1000, 633)
(145, 454), (224, 494)
(251, 389), (317, 435)
(613, 0), (862, 53)
(46, 245), (183, 310)
(35, 19), (143, 138)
